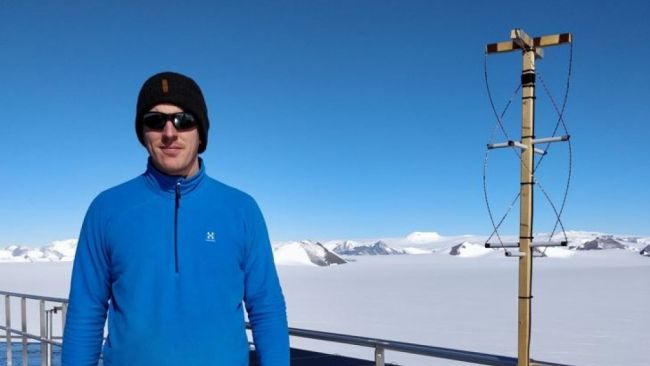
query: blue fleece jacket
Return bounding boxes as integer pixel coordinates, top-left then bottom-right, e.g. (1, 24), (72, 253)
(62, 160), (289, 365)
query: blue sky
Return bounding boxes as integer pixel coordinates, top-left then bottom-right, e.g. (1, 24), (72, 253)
(1, 0), (648, 246)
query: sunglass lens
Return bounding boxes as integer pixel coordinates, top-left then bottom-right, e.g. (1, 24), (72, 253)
(142, 113), (167, 130)
(174, 113), (197, 130)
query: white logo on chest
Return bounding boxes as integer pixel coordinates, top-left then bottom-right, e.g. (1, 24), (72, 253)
(205, 231), (216, 242)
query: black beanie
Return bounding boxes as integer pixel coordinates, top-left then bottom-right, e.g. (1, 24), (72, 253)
(136, 71), (209, 153)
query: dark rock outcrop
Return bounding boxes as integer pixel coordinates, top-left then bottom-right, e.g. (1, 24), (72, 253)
(333, 241), (404, 256)
(640, 245), (650, 257)
(576, 237), (626, 250)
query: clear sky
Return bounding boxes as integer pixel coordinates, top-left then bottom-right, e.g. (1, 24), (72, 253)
(1, 0), (648, 246)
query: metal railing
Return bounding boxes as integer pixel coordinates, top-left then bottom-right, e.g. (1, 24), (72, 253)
(273, 326), (572, 366)
(1, 291), (67, 366)
(2, 290), (572, 366)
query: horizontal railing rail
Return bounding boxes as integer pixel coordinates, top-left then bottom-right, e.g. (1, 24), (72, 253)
(247, 324), (573, 366)
(0, 291), (68, 304)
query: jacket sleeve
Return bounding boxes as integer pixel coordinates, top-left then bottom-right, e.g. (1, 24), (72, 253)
(242, 197), (290, 366)
(62, 196), (112, 366)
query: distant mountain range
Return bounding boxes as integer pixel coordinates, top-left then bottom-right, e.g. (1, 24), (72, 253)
(328, 240), (407, 255)
(1, 232), (649, 265)
(273, 231), (649, 266)
(0, 239), (76, 262)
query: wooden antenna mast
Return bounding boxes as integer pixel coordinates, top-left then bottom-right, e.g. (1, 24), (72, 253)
(485, 29), (572, 366)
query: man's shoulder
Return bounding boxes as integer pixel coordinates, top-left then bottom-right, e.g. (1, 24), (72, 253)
(87, 175), (148, 212)
(202, 176), (257, 207)
(97, 175), (147, 200)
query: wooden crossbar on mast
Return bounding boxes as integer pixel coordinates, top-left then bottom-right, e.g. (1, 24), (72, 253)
(486, 31), (572, 55)
(485, 28), (573, 366)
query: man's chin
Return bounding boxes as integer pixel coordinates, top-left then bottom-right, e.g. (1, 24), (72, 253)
(152, 157), (182, 175)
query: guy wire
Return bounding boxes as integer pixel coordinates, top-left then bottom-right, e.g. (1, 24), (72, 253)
(483, 52), (522, 249)
(536, 42), (573, 253)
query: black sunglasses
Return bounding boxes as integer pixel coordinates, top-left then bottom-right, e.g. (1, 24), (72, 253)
(142, 112), (198, 131)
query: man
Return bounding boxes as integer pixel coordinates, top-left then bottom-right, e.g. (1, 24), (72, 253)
(62, 72), (289, 365)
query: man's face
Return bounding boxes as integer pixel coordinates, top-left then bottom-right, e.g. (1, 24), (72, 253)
(143, 104), (201, 177)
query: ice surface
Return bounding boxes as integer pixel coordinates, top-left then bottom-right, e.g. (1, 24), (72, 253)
(401, 247), (431, 255)
(1, 231), (649, 365)
(279, 251), (650, 366)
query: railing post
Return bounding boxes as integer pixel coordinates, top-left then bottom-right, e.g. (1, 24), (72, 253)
(40, 300), (46, 366)
(46, 309), (52, 366)
(61, 303), (67, 334)
(21, 297), (27, 366)
(374, 346), (385, 366)
(5, 295), (13, 366)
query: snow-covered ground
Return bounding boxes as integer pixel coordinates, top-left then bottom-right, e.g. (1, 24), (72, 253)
(1, 231), (649, 365)
(281, 251), (649, 366)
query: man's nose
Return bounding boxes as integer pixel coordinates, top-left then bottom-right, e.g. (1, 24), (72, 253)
(161, 120), (178, 138)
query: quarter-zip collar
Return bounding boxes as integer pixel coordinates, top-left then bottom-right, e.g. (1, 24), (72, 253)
(143, 157), (206, 197)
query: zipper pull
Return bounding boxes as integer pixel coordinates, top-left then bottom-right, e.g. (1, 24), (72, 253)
(175, 182), (181, 208)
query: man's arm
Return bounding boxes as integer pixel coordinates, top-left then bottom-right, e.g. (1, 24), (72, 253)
(243, 197), (290, 366)
(62, 197), (111, 366)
